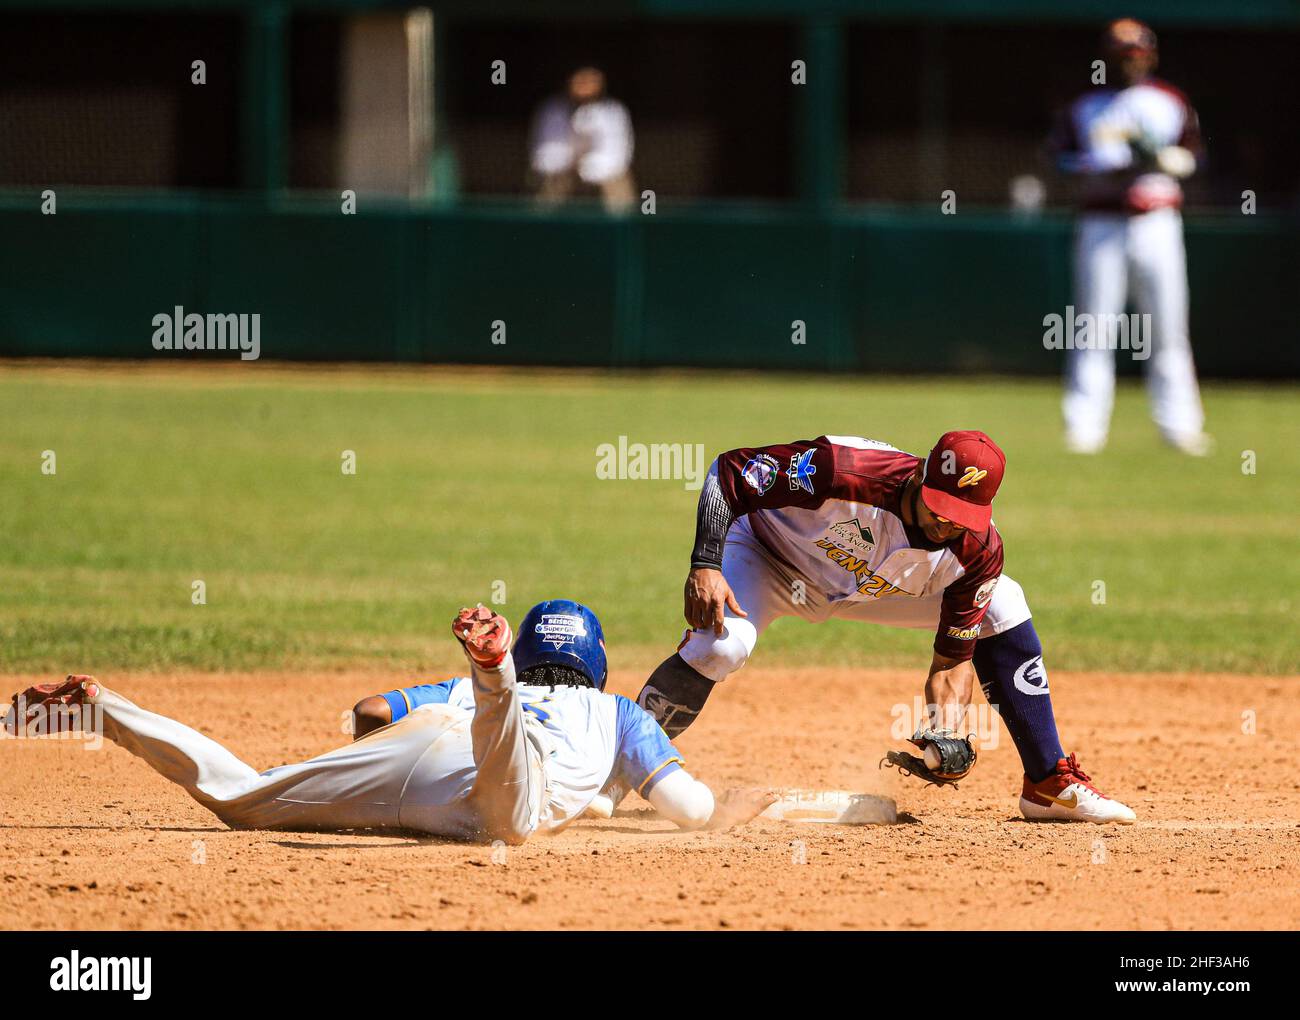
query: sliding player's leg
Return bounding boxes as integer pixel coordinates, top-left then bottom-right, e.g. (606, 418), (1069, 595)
(10, 676), (439, 832)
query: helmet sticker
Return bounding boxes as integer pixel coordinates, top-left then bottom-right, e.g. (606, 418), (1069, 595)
(535, 614), (587, 650)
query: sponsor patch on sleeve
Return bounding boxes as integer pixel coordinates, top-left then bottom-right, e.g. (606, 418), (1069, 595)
(786, 448), (818, 494)
(973, 576), (999, 608)
(946, 624), (982, 641)
(741, 453), (779, 495)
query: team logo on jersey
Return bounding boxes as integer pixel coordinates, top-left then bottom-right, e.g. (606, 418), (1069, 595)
(828, 518), (876, 554)
(741, 453), (779, 495)
(815, 539), (905, 599)
(957, 466), (988, 488)
(786, 449), (818, 494)
(973, 576), (999, 608)
(535, 614), (587, 650)
(522, 695), (553, 723)
(1013, 655), (1050, 696)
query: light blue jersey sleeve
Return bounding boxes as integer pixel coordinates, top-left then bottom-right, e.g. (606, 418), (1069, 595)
(609, 695), (684, 798)
(379, 677), (472, 723)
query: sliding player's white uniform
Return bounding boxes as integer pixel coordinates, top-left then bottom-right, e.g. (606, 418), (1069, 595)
(28, 656), (685, 844)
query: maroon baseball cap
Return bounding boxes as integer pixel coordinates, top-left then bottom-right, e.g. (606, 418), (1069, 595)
(920, 430), (1006, 531)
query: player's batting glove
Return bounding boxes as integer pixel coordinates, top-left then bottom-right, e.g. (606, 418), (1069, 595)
(452, 605), (513, 670)
(882, 729), (978, 787)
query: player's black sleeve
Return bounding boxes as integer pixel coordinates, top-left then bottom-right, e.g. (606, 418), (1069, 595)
(689, 463), (735, 571)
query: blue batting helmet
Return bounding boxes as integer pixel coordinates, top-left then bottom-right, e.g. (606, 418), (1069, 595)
(512, 600), (607, 691)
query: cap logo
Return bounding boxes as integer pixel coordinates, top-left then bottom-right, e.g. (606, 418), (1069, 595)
(957, 466), (988, 488)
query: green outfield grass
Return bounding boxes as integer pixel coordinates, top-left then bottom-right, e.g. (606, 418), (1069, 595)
(1, 363), (1296, 676)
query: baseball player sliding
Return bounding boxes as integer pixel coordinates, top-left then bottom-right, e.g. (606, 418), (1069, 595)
(635, 431), (1136, 824)
(6, 601), (775, 842)
(1053, 18), (1210, 456)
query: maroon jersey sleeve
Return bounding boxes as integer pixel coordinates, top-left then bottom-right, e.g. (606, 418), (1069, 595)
(716, 438), (834, 514)
(933, 528), (1004, 661)
(716, 437), (915, 514)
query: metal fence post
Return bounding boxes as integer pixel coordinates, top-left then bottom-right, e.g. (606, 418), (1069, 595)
(242, 2), (288, 193)
(797, 16), (843, 213)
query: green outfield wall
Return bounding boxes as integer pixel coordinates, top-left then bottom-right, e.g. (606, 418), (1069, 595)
(2, 196), (1294, 377)
(2, 1), (1296, 376)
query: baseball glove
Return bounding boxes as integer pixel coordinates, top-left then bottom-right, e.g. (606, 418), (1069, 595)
(881, 729), (978, 787)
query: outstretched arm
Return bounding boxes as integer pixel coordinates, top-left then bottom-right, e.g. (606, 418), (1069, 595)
(647, 770), (776, 831)
(883, 653), (979, 787)
(923, 653), (976, 734)
(608, 694), (775, 830)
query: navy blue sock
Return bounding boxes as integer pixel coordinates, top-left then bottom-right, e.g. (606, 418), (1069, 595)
(972, 620), (1065, 783)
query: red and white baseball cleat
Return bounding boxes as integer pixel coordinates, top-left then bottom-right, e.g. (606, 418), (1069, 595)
(451, 606), (513, 669)
(5, 675), (101, 734)
(1019, 753), (1136, 824)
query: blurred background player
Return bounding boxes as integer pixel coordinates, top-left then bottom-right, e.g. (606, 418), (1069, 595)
(634, 431), (1136, 824)
(529, 66), (636, 213)
(7, 601), (775, 842)
(1052, 18), (1211, 456)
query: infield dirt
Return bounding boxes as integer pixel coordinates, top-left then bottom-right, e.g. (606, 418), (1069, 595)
(2, 666), (1296, 930)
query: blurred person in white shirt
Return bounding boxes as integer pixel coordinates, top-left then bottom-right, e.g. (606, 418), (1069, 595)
(530, 66), (636, 213)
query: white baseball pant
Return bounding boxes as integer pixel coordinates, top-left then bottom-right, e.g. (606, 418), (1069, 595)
(1064, 208), (1206, 445)
(68, 657), (545, 843)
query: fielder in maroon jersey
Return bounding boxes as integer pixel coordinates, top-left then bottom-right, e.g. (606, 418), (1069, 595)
(634, 430), (1136, 824)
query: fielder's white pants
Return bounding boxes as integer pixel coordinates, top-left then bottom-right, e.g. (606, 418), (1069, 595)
(678, 526), (1032, 683)
(71, 658), (545, 843)
(1064, 208), (1205, 445)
